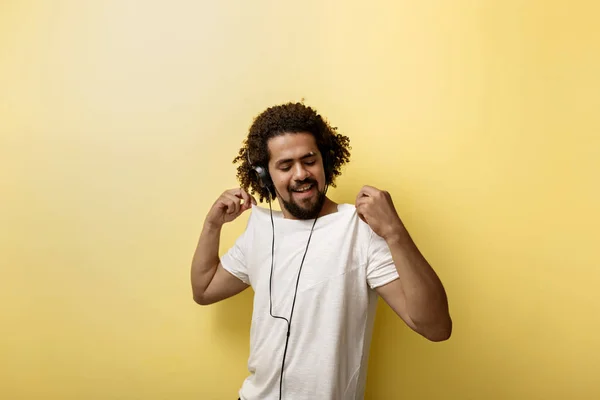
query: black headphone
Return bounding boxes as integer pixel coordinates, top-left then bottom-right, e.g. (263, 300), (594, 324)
(247, 151), (276, 200)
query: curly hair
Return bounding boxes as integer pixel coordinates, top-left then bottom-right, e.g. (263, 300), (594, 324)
(233, 102), (351, 202)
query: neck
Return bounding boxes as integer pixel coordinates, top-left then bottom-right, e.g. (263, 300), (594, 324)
(318, 197), (338, 217)
(279, 196), (338, 220)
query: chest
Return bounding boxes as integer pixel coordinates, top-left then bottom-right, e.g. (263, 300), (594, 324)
(247, 221), (368, 313)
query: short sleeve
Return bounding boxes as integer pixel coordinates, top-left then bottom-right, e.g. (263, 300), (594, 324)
(366, 230), (399, 289)
(220, 222), (251, 285)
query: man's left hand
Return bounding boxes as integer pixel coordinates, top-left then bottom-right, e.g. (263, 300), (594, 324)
(355, 185), (405, 241)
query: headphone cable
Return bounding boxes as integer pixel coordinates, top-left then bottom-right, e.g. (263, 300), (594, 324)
(267, 198), (318, 400)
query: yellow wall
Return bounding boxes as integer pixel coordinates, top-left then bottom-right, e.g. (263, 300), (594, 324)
(1, 1), (599, 399)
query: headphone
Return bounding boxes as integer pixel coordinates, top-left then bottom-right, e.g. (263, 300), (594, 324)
(246, 150), (320, 400)
(247, 151), (276, 200)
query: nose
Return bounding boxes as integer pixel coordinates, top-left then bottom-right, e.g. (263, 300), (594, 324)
(292, 162), (310, 181)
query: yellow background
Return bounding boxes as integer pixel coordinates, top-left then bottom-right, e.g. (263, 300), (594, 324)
(1, 1), (599, 399)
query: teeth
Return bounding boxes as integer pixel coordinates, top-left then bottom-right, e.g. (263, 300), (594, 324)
(294, 184), (312, 192)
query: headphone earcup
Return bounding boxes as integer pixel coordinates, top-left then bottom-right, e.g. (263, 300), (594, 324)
(253, 165), (275, 199)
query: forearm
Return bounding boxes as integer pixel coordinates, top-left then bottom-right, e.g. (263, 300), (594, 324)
(386, 229), (451, 332)
(190, 221), (222, 301)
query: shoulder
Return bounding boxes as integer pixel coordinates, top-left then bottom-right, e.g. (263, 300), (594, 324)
(246, 204), (278, 224)
(248, 204), (283, 219)
(329, 203), (376, 247)
(241, 204), (281, 235)
(228, 205), (270, 245)
(337, 203), (375, 233)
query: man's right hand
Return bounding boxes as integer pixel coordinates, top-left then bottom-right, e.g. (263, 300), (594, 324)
(205, 188), (257, 228)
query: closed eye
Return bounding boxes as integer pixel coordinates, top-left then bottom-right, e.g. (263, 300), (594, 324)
(276, 156), (317, 171)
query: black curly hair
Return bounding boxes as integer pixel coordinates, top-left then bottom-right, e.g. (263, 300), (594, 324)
(233, 102), (351, 202)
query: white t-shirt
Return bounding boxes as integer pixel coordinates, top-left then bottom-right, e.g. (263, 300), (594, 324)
(220, 203), (399, 400)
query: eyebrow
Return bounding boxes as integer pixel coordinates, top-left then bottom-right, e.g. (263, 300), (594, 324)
(275, 152), (317, 167)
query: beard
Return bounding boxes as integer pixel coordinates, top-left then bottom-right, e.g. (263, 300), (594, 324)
(280, 179), (327, 220)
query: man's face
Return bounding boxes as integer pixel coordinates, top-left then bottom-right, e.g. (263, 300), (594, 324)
(267, 132), (327, 220)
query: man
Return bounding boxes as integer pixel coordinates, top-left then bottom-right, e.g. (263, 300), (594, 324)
(191, 103), (452, 400)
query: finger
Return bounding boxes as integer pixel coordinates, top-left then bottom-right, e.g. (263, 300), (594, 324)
(217, 197), (236, 215)
(244, 189), (257, 207)
(356, 201), (368, 212)
(355, 196), (372, 208)
(228, 193), (244, 214)
(222, 193), (242, 215)
(238, 189), (251, 210)
(357, 207), (367, 223)
(356, 185), (376, 203)
(233, 188), (256, 209)
(228, 188), (245, 199)
(356, 189), (368, 204)
(360, 185), (380, 196)
(356, 203), (369, 222)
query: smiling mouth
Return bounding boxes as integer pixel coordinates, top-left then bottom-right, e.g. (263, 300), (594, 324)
(291, 183), (314, 193)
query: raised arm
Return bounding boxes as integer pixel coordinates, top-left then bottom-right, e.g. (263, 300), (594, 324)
(191, 188), (255, 305)
(356, 185), (452, 342)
